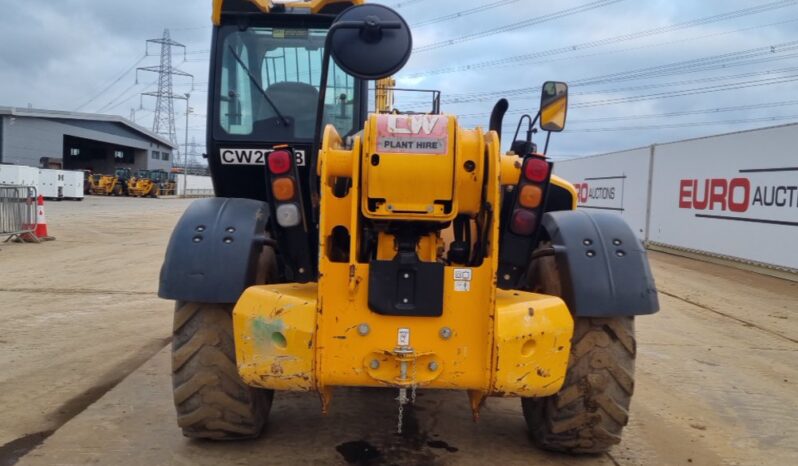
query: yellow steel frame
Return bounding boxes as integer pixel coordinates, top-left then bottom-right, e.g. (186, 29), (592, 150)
(233, 116), (575, 411)
(213, 0), (364, 25)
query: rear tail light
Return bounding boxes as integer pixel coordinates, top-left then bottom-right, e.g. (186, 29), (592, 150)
(510, 209), (537, 236)
(269, 150), (292, 175)
(518, 185), (543, 209)
(272, 177), (295, 201)
(523, 157), (549, 183)
(276, 204), (302, 227)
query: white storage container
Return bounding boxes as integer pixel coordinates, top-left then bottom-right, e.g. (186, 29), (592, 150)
(62, 170), (84, 200)
(39, 169), (65, 199)
(0, 164), (41, 192)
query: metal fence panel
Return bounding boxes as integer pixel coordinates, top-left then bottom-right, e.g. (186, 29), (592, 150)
(0, 185), (38, 241)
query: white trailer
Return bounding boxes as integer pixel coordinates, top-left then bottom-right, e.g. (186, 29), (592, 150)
(62, 170), (85, 200)
(0, 165), (41, 192)
(38, 169), (65, 200)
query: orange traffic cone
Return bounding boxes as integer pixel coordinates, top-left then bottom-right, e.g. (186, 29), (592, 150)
(32, 195), (55, 241)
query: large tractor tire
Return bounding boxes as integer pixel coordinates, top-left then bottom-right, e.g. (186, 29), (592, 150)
(172, 302), (273, 440)
(521, 244), (636, 454)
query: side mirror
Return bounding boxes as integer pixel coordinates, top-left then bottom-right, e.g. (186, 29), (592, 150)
(328, 4), (412, 80)
(540, 81), (568, 132)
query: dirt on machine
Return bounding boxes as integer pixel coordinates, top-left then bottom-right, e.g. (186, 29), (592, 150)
(158, 0), (659, 455)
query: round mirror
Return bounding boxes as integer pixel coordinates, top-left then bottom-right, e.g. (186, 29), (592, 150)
(329, 4), (413, 80)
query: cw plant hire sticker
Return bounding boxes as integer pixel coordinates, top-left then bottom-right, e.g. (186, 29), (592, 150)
(376, 114), (448, 154)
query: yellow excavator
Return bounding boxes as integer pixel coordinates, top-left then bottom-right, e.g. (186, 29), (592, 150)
(158, 0), (659, 454)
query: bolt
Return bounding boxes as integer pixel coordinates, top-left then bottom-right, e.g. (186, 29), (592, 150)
(402, 298), (409, 304)
(586, 250), (596, 257)
(616, 250), (626, 257)
(613, 239), (622, 246)
(370, 359), (380, 370)
(439, 327), (452, 339)
(426, 205), (434, 213)
(358, 323), (370, 336)
(223, 237), (233, 244)
(298, 267), (305, 274)
(192, 236), (203, 243)
(196, 225), (206, 232)
(226, 227), (236, 233)
(428, 361), (439, 371)
(403, 273), (410, 279)
(583, 239), (593, 246)
(387, 204), (394, 211)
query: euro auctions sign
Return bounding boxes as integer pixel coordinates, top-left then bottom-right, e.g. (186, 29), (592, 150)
(678, 169), (798, 226)
(648, 124), (798, 271)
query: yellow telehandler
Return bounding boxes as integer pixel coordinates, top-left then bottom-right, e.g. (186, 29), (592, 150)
(90, 168), (131, 196)
(129, 169), (161, 198)
(158, 0), (659, 454)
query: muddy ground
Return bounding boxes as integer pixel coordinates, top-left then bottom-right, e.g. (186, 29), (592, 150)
(1, 197), (796, 465)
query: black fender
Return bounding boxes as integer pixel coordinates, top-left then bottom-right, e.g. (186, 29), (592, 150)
(541, 210), (659, 317)
(158, 198), (270, 304)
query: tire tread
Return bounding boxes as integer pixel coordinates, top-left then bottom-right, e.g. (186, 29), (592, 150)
(171, 302), (272, 440)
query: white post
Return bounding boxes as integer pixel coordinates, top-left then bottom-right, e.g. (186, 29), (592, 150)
(184, 93), (191, 198)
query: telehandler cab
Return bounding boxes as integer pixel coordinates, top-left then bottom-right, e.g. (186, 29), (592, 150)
(159, 0), (659, 453)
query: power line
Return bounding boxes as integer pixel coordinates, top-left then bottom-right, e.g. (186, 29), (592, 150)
(457, 72), (798, 123)
(449, 60), (798, 106)
(385, 0), (426, 9)
(406, 39), (798, 107)
(74, 55), (147, 112)
(572, 73), (798, 108)
(414, 0), (625, 53)
(566, 114), (798, 132)
(464, 99), (798, 125)
(413, 0), (520, 28)
(95, 82), (141, 114)
(569, 100), (798, 124)
(403, 0), (798, 76)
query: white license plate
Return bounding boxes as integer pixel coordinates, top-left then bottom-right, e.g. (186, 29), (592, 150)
(220, 149), (306, 166)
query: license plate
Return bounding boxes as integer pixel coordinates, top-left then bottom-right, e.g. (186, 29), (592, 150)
(220, 149), (306, 166)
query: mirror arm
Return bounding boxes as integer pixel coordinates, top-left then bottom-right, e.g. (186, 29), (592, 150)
(543, 131), (552, 156)
(526, 110), (541, 153)
(310, 17), (405, 222)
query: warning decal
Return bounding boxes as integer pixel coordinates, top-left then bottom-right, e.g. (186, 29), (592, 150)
(376, 114), (448, 154)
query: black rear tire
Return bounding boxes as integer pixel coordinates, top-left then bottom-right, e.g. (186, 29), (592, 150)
(522, 244), (636, 454)
(172, 302), (273, 440)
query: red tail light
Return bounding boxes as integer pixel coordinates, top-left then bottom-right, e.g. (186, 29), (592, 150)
(269, 150), (292, 175)
(510, 209), (537, 236)
(524, 157), (549, 183)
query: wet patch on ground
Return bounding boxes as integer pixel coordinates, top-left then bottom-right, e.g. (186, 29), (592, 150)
(335, 403), (459, 465)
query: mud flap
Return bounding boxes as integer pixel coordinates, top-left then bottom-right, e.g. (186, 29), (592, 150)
(541, 210), (659, 317)
(158, 197), (270, 303)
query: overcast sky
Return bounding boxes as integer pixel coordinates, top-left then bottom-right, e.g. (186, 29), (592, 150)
(1, 0), (797, 158)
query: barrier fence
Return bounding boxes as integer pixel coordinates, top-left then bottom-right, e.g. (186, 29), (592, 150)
(0, 185), (38, 242)
(554, 123), (798, 274)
